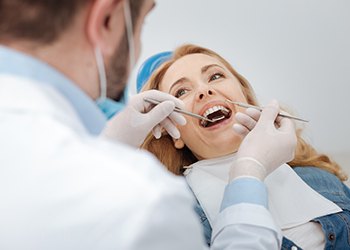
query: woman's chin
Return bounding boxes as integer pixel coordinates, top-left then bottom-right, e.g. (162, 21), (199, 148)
(196, 146), (239, 160)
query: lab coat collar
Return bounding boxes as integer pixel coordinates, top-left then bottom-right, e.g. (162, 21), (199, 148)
(0, 46), (106, 135)
(184, 153), (342, 229)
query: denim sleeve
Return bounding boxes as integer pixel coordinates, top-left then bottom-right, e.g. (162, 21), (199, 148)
(220, 177), (268, 211)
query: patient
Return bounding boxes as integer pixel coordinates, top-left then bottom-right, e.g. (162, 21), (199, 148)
(140, 44), (350, 249)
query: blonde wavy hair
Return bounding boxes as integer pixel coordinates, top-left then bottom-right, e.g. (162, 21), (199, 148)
(141, 44), (347, 181)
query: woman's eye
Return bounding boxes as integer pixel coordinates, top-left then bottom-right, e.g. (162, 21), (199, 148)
(175, 88), (188, 98)
(209, 73), (224, 82)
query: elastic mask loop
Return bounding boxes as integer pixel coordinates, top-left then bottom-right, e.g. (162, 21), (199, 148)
(94, 47), (107, 103)
(123, 0), (136, 95)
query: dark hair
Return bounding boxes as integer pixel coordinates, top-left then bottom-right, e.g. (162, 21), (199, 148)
(0, 0), (145, 44)
(0, 0), (90, 43)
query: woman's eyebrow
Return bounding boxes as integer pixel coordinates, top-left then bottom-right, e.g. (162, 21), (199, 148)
(169, 77), (188, 93)
(201, 64), (225, 74)
(168, 64), (224, 93)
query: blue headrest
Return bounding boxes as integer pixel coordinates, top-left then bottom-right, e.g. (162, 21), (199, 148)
(136, 51), (172, 93)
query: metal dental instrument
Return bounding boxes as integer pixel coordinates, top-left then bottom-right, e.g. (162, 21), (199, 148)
(225, 99), (309, 123)
(144, 97), (215, 123)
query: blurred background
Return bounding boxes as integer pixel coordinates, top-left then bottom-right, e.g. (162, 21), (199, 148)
(129, 0), (350, 182)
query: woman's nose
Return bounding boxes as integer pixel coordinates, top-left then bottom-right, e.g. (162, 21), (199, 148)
(197, 89), (214, 100)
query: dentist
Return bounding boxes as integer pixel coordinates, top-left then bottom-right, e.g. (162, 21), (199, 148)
(0, 0), (295, 249)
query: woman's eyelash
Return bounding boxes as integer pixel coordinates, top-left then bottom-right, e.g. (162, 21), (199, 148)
(175, 88), (188, 98)
(173, 72), (225, 97)
(209, 72), (225, 81)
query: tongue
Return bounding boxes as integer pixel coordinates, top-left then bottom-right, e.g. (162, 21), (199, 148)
(206, 116), (225, 127)
(207, 110), (229, 121)
(200, 109), (232, 128)
(204, 110), (228, 127)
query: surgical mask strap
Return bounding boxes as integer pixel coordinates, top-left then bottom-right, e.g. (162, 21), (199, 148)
(96, 0), (134, 103)
(94, 47), (107, 102)
(123, 0), (136, 96)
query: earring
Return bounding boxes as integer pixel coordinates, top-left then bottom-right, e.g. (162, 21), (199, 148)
(174, 138), (185, 149)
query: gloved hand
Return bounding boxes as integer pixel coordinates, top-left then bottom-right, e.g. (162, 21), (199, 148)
(102, 90), (186, 148)
(229, 100), (297, 181)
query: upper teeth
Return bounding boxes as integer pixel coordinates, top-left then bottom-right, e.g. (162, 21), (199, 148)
(203, 105), (229, 118)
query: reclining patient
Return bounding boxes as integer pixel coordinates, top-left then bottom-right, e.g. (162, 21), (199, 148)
(139, 44), (350, 249)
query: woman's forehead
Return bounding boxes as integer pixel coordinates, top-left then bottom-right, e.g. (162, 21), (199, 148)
(169, 53), (224, 74)
(160, 54), (226, 89)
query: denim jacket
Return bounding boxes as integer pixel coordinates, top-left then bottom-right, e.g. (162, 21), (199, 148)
(193, 166), (350, 250)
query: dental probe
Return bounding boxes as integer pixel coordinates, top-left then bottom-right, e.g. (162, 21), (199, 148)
(225, 100), (309, 123)
(144, 97), (215, 123)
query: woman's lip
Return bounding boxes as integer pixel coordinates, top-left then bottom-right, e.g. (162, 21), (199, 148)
(198, 100), (232, 117)
(198, 106), (233, 128)
(200, 112), (234, 130)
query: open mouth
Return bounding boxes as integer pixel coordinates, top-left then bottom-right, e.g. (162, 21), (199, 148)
(200, 105), (232, 128)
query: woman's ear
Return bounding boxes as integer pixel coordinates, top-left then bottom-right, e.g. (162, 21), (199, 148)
(173, 138), (185, 149)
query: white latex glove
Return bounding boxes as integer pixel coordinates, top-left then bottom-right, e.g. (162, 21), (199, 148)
(102, 90), (186, 148)
(229, 100), (297, 181)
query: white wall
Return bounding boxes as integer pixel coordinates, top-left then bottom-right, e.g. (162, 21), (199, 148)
(130, 0), (350, 172)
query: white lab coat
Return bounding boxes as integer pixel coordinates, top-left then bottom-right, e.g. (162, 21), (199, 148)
(0, 74), (281, 249)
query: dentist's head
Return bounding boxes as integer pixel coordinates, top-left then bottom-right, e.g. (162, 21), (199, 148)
(0, 0), (155, 101)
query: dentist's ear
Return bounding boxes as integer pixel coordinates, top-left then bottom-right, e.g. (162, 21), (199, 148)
(173, 138), (185, 149)
(86, 0), (125, 55)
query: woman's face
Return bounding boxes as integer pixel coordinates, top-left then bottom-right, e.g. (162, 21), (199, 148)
(159, 53), (248, 159)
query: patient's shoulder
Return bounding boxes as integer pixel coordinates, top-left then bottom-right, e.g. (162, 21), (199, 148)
(293, 166), (350, 208)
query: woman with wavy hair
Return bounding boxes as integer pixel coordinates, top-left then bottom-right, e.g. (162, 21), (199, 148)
(140, 44), (350, 249)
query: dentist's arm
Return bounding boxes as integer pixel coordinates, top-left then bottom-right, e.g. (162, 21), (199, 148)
(211, 100), (297, 250)
(102, 90), (186, 147)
